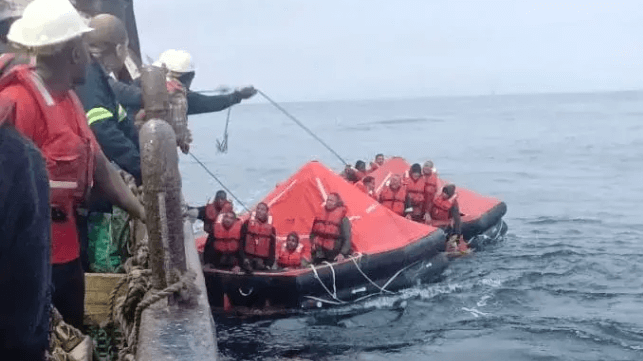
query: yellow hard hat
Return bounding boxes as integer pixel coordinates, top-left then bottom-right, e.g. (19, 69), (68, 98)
(7, 0), (92, 48)
(153, 49), (194, 73)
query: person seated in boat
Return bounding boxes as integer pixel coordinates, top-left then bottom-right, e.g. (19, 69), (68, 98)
(379, 174), (407, 216)
(240, 202), (277, 271)
(404, 163), (428, 222)
(355, 175), (377, 200)
(310, 193), (352, 264)
(342, 160), (367, 183)
(368, 153), (385, 173)
(276, 232), (310, 269)
(203, 211), (242, 270)
(429, 184), (462, 236)
(422, 160), (440, 214)
(195, 190), (234, 234)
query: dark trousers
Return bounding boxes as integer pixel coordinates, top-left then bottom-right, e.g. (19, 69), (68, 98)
(52, 258), (85, 330)
(243, 256), (270, 271)
(312, 247), (340, 265)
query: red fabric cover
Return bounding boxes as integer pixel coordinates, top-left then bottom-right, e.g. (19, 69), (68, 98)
(239, 161), (438, 254)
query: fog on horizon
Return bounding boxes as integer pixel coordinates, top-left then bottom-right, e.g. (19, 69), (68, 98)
(136, 0), (643, 102)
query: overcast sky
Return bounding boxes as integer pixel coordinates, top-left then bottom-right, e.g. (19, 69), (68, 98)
(135, 0), (643, 102)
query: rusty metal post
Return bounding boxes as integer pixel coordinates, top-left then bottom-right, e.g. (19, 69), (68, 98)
(139, 66), (186, 292)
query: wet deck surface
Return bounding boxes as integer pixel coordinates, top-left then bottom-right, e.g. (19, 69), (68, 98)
(137, 220), (217, 360)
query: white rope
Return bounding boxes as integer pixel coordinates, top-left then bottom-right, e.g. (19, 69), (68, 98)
(239, 287), (254, 297)
(309, 262), (346, 304)
(304, 256), (428, 308)
(349, 255), (395, 295)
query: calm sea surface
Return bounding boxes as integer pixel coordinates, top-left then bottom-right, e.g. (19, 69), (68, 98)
(179, 91), (643, 360)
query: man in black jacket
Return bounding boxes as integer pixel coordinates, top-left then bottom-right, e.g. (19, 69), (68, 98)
(75, 13), (141, 184)
(74, 14), (140, 272)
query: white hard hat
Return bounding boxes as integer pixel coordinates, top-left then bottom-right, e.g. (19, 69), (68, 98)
(153, 49), (194, 73)
(7, 0), (92, 48)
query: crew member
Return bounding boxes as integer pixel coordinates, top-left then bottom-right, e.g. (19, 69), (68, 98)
(310, 193), (351, 264)
(430, 184), (462, 236)
(0, 99), (50, 360)
(276, 232), (309, 269)
(0, 0), (145, 328)
(153, 49), (192, 154)
(203, 211), (242, 269)
(404, 163), (427, 222)
(379, 174), (406, 216)
(368, 153), (385, 173)
(422, 160), (439, 215)
(108, 53), (257, 125)
(197, 190), (234, 234)
(356, 175), (377, 200)
(240, 202), (276, 271)
(76, 14), (141, 183)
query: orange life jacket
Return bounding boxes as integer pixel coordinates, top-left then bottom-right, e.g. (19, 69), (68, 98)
(205, 200), (233, 234)
(213, 218), (242, 254)
(405, 176), (426, 209)
(0, 64), (96, 264)
(431, 193), (457, 221)
(277, 243), (304, 268)
(379, 186), (406, 216)
(244, 213), (274, 258)
(311, 206), (347, 251)
(423, 173), (439, 203)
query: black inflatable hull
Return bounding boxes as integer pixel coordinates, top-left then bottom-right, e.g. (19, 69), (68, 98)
(434, 201), (508, 250)
(204, 229), (448, 311)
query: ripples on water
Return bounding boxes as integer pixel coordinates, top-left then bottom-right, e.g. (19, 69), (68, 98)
(181, 91), (643, 360)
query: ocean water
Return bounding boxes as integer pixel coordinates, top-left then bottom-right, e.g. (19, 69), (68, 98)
(179, 91), (643, 360)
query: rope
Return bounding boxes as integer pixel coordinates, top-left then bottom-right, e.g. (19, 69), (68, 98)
(309, 262), (346, 304)
(349, 255), (396, 295)
(187, 151), (250, 212)
(304, 257), (424, 308)
(216, 107), (232, 153)
(257, 90), (348, 166)
(109, 274), (131, 323)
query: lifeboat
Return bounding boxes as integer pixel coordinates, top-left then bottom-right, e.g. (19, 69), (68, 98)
(367, 157), (508, 250)
(198, 161), (449, 311)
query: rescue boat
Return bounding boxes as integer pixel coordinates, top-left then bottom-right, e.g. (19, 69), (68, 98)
(198, 161), (450, 311)
(367, 157), (508, 250)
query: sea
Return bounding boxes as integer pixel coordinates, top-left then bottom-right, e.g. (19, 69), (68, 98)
(178, 91), (643, 361)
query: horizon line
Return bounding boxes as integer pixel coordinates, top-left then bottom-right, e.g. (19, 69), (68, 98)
(208, 87), (643, 107)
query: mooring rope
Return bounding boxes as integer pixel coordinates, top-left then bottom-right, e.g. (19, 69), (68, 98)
(257, 90), (348, 166)
(187, 151), (250, 212)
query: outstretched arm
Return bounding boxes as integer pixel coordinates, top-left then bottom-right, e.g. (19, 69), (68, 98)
(451, 203), (462, 235)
